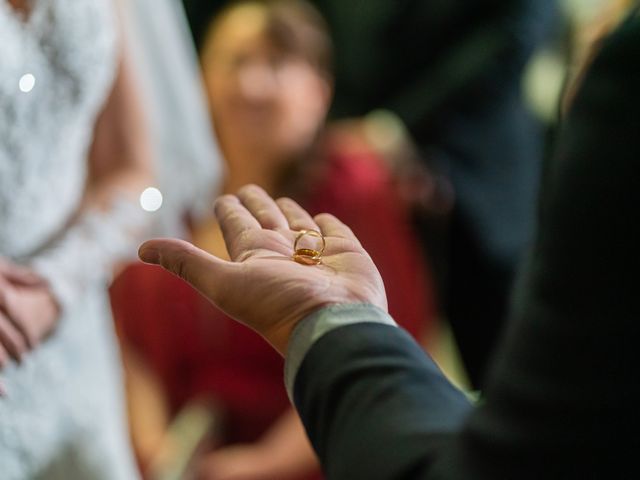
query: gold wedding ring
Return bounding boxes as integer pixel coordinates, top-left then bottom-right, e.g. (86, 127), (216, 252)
(293, 229), (325, 265)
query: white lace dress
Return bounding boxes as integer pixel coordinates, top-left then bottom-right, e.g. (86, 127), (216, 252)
(0, 1), (142, 478)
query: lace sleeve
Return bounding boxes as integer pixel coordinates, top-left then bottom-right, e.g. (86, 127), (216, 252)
(123, 0), (223, 237)
(28, 195), (153, 314)
(20, 0), (221, 315)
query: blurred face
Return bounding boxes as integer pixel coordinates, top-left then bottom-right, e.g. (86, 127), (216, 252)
(201, 4), (331, 163)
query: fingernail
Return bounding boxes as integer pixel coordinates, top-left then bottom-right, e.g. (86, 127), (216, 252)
(138, 245), (160, 264)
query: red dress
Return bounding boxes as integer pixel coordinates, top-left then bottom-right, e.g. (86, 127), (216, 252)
(109, 142), (436, 475)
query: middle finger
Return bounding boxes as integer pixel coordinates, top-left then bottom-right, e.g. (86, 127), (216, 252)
(214, 194), (262, 259)
(237, 185), (290, 231)
(276, 197), (320, 232)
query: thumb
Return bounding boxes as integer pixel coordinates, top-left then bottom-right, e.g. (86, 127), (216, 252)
(138, 238), (235, 303)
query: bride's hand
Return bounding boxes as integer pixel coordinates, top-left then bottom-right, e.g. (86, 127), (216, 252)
(138, 185), (387, 355)
(0, 259), (60, 369)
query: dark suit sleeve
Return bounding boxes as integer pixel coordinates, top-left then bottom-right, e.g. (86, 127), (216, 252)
(293, 13), (640, 480)
(294, 323), (473, 480)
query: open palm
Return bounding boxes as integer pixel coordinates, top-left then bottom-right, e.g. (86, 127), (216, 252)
(139, 185), (387, 355)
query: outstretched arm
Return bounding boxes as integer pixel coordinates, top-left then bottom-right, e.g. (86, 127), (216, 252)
(139, 185), (387, 355)
(140, 18), (640, 468)
(138, 185), (472, 479)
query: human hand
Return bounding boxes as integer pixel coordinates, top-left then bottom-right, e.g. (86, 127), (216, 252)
(196, 444), (287, 480)
(196, 439), (317, 480)
(138, 184), (387, 355)
(0, 259), (60, 369)
(196, 407), (318, 480)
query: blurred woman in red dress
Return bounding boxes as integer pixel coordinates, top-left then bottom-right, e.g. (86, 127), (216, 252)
(110, 1), (436, 479)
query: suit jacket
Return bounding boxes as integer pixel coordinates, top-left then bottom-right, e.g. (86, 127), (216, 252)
(292, 9), (640, 479)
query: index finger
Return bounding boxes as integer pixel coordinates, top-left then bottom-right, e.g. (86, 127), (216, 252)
(214, 195), (261, 260)
(0, 263), (43, 287)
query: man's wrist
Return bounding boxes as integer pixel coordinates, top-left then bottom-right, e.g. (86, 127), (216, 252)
(283, 303), (397, 401)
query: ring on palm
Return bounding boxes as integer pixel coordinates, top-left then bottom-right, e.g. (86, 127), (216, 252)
(293, 229), (325, 265)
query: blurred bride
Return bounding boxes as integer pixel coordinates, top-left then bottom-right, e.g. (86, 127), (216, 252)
(0, 0), (217, 478)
